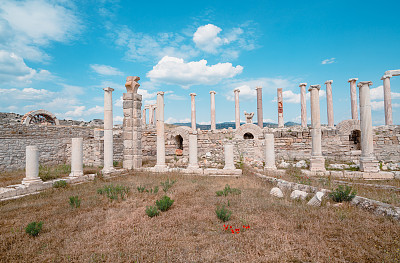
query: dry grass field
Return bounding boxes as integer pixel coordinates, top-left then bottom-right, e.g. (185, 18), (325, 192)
(1, 169), (400, 262)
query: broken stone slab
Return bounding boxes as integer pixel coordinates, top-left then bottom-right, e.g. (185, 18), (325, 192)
(290, 190), (308, 200)
(307, 191), (324, 206)
(270, 187), (284, 198)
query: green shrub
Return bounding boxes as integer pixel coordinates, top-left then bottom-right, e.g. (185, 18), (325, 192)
(53, 180), (67, 188)
(330, 185), (357, 202)
(216, 184), (241, 197)
(137, 186), (146, 193)
(69, 196), (81, 208)
(161, 179), (176, 193)
(152, 186), (159, 194)
(216, 205), (232, 222)
(145, 206), (160, 217)
(97, 184), (130, 201)
(25, 221), (43, 237)
(156, 195), (174, 211)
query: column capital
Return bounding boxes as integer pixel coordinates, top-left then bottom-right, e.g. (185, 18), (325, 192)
(299, 83), (307, 87)
(348, 78), (358, 82)
(234, 88), (240, 93)
(144, 104), (150, 109)
(209, 90), (216, 94)
(157, 91), (164, 95)
(151, 104), (157, 109)
(308, 85), (321, 91)
(255, 86), (262, 90)
(381, 74), (392, 80)
(103, 87), (114, 92)
(190, 93), (197, 97)
(324, 80), (333, 85)
(357, 81), (373, 88)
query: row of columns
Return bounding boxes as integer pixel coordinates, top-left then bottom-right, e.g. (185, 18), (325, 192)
(142, 104), (156, 126)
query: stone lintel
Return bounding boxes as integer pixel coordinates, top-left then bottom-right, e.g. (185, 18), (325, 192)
(384, 69), (400, 76)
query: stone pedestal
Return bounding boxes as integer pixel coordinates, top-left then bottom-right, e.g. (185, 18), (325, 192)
(299, 83), (307, 128)
(256, 86), (263, 128)
(358, 81), (379, 172)
(348, 78), (358, 120)
(277, 88), (284, 128)
(325, 80), (334, 127)
(187, 133), (199, 169)
(223, 144), (235, 170)
(22, 146), (43, 185)
(264, 133), (276, 170)
(155, 91), (167, 169)
(210, 91), (216, 131)
(190, 93), (196, 130)
(103, 87), (115, 174)
(234, 89), (240, 129)
(123, 76), (142, 170)
(308, 85), (325, 172)
(69, 138), (83, 177)
(381, 74), (393, 125)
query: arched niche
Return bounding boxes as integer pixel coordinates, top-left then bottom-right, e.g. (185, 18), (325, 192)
(234, 123), (263, 140)
(22, 109), (60, 126)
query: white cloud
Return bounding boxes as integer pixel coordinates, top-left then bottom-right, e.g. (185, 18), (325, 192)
(193, 24), (226, 53)
(0, 87), (53, 100)
(64, 105), (103, 118)
(147, 56), (243, 88)
(113, 116), (123, 123)
(165, 117), (177, 124)
(0, 0), (82, 61)
(90, 64), (123, 76)
(114, 96), (123, 107)
(143, 99), (156, 105)
(371, 100), (400, 111)
(272, 89), (325, 103)
(321, 58), (336, 65)
(138, 89), (157, 100)
(370, 85), (400, 101)
(226, 85), (256, 101)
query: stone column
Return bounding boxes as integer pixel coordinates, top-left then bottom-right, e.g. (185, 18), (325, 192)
(234, 88), (240, 129)
(358, 81), (379, 172)
(299, 83), (307, 128)
(308, 85), (325, 172)
(142, 107), (147, 126)
(223, 143), (235, 170)
(256, 86), (263, 128)
(190, 93), (197, 130)
(264, 133), (276, 170)
(382, 74), (393, 125)
(325, 80), (334, 127)
(22, 146), (42, 185)
(69, 138), (83, 177)
(187, 133), (199, 169)
(155, 91), (167, 169)
(210, 91), (216, 131)
(348, 78), (358, 120)
(277, 88), (284, 128)
(103, 87), (114, 174)
(148, 105), (155, 126)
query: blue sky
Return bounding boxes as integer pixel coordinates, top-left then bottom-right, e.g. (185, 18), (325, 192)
(0, 0), (399, 125)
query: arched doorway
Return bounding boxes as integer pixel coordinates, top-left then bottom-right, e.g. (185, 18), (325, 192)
(243, 132), (254, 139)
(175, 135), (183, 150)
(349, 130), (361, 150)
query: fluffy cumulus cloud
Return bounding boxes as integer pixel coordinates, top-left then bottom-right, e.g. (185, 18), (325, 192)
(369, 85), (400, 111)
(147, 56), (243, 88)
(321, 58), (336, 65)
(193, 24), (226, 53)
(281, 89), (325, 103)
(64, 105), (103, 118)
(0, 0), (82, 62)
(90, 64), (123, 76)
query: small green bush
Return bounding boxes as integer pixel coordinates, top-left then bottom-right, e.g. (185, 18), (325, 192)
(69, 196), (81, 208)
(156, 195), (174, 211)
(53, 180), (68, 188)
(25, 221), (43, 237)
(216, 184), (241, 197)
(330, 185), (357, 202)
(145, 206), (160, 217)
(161, 179), (176, 193)
(137, 186), (146, 193)
(216, 205), (232, 222)
(97, 184), (130, 201)
(152, 186), (159, 194)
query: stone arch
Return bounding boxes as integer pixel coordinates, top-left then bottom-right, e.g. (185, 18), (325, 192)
(336, 119), (360, 135)
(349, 129), (361, 150)
(234, 123), (263, 140)
(243, 132), (254, 139)
(22, 109), (60, 126)
(170, 126), (191, 155)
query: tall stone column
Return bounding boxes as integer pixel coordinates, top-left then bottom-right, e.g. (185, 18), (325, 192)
(187, 133), (199, 169)
(299, 83), (307, 128)
(234, 88), (240, 129)
(190, 93), (197, 130)
(325, 80), (334, 127)
(358, 81), (379, 172)
(210, 91), (216, 131)
(348, 78), (358, 120)
(70, 138), (83, 177)
(142, 107), (147, 126)
(22, 146), (42, 185)
(103, 87), (114, 174)
(155, 91), (167, 169)
(123, 76), (142, 169)
(277, 88), (284, 128)
(381, 74), (393, 125)
(148, 104), (156, 126)
(308, 85), (325, 172)
(264, 133), (276, 170)
(223, 143), (235, 170)
(256, 86), (263, 128)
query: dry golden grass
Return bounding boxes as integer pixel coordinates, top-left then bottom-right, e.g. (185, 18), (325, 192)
(1, 170), (400, 262)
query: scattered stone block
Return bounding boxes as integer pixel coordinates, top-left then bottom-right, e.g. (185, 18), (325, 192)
(290, 190), (308, 200)
(307, 191), (324, 206)
(270, 187), (284, 198)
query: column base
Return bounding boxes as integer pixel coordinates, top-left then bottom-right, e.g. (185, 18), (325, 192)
(22, 177), (43, 186)
(187, 164), (199, 170)
(102, 167), (116, 175)
(360, 157), (379, 173)
(69, 171), (83, 177)
(309, 156), (326, 172)
(264, 165), (277, 171)
(152, 164), (168, 173)
(223, 165), (236, 170)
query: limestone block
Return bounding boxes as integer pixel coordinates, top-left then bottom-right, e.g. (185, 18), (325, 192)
(133, 93), (142, 101)
(270, 187), (284, 198)
(290, 190), (308, 200)
(123, 93), (134, 100)
(307, 192), (324, 206)
(123, 100), (133, 109)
